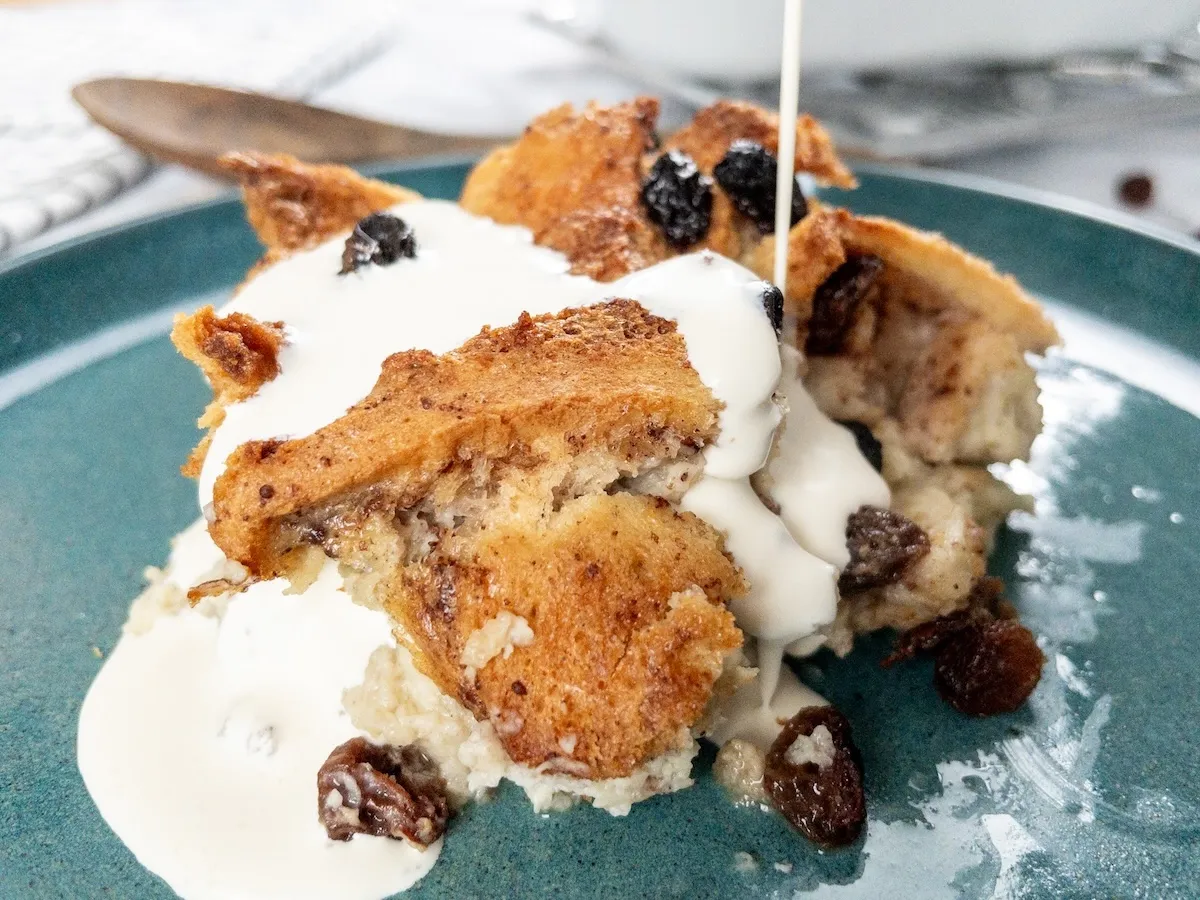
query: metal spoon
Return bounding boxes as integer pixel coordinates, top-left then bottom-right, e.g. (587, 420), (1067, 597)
(72, 78), (507, 180)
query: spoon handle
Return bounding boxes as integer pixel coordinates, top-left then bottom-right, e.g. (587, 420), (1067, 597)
(73, 78), (506, 180)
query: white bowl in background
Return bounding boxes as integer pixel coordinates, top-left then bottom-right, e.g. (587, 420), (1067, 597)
(595, 0), (1200, 81)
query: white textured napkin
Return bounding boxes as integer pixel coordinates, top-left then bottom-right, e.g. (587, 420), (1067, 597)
(0, 0), (401, 254)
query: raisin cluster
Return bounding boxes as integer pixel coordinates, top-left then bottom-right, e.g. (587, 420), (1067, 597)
(884, 578), (1045, 716)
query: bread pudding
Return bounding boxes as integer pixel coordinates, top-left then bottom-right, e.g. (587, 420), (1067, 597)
(79, 97), (1056, 899)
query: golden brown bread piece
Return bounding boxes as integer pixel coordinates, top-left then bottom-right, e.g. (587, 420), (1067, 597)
(209, 300), (721, 576)
(395, 493), (742, 778)
(794, 209), (1057, 466)
(459, 98), (659, 237)
(461, 98), (679, 279)
(204, 300), (743, 779)
(664, 99), (856, 188)
(171, 306), (285, 405)
(169, 306), (286, 478)
(462, 97), (856, 279)
(220, 151), (419, 260)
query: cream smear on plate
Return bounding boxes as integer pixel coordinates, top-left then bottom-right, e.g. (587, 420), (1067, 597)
(80, 198), (884, 898)
(78, 524), (440, 900)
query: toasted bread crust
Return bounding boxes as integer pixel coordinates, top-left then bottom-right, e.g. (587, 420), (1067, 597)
(460, 98), (659, 235)
(170, 306), (286, 477)
(209, 300), (721, 577)
(839, 214), (1058, 353)
(393, 493), (743, 778)
(535, 207), (670, 283)
(220, 152), (419, 258)
(171, 306), (285, 402)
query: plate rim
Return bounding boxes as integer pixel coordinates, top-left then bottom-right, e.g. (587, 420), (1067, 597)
(2, 157), (1198, 283)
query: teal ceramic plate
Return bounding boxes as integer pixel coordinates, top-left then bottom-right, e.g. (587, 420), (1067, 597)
(2, 163), (1199, 899)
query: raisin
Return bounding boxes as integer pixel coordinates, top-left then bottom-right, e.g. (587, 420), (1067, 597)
(839, 505), (930, 594)
(1116, 172), (1154, 209)
(883, 577), (1016, 667)
(640, 150), (713, 249)
(836, 420), (883, 472)
(805, 255), (884, 355)
(881, 608), (975, 667)
(934, 620), (1045, 716)
(340, 212), (417, 274)
(882, 577), (1043, 716)
(712, 140), (807, 233)
(760, 283), (784, 334)
(317, 737), (449, 847)
(763, 707), (865, 847)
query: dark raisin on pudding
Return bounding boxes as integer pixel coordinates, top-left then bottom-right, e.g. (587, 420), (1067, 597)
(760, 283), (785, 334)
(317, 737), (449, 847)
(712, 140), (808, 233)
(836, 420), (883, 472)
(806, 254), (884, 355)
(640, 150), (713, 249)
(882, 609), (976, 667)
(884, 577), (1013, 666)
(340, 212), (417, 275)
(839, 505), (930, 594)
(763, 707), (866, 847)
(883, 577), (1045, 716)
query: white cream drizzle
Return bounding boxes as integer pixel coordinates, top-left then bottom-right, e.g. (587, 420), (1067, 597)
(201, 204), (780, 505)
(707, 663), (826, 751)
(762, 346), (890, 569)
(78, 525), (438, 900)
(83, 198), (890, 899)
(201, 201), (881, 700)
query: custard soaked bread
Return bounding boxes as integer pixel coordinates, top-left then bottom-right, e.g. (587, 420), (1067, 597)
(172, 96), (1055, 801)
(458, 98), (1057, 649)
(204, 300), (743, 779)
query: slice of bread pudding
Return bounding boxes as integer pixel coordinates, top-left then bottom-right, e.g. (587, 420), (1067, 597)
(170, 97), (1057, 818)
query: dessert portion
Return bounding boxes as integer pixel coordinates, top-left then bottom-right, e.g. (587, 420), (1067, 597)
(210, 299), (746, 780)
(79, 96), (1056, 899)
(459, 97), (1056, 657)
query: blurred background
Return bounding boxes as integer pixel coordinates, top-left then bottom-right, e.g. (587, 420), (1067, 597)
(3, 0), (1199, 257)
